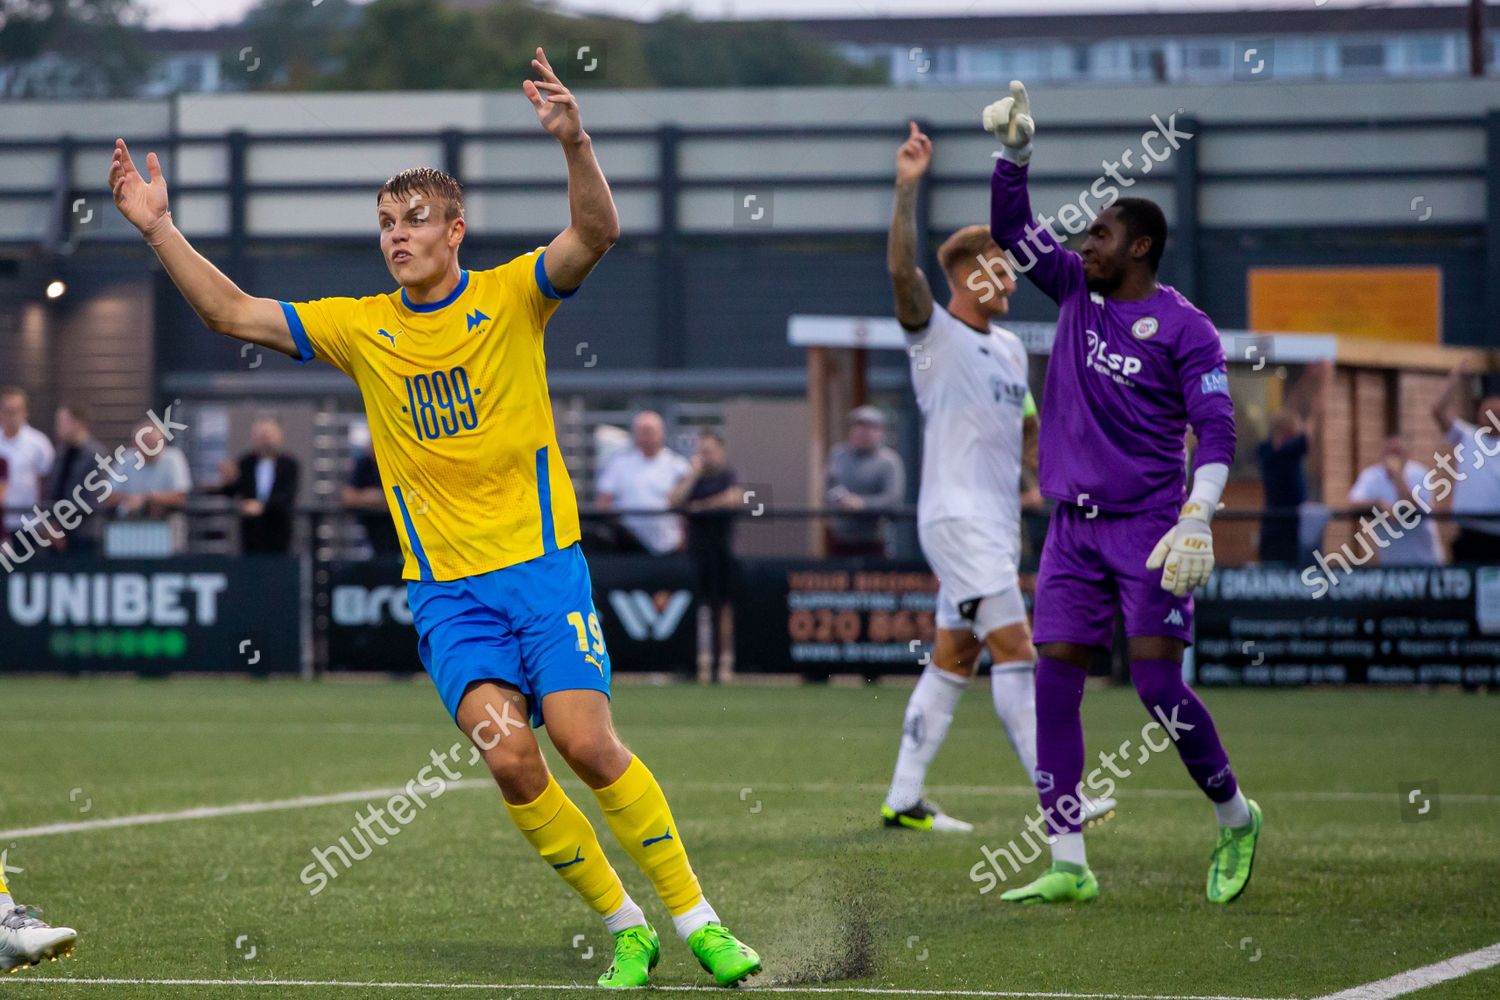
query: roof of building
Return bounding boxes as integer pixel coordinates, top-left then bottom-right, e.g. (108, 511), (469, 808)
(790, 5), (1499, 44)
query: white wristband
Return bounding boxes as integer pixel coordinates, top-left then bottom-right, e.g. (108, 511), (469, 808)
(994, 143), (1033, 166)
(1185, 463), (1229, 522)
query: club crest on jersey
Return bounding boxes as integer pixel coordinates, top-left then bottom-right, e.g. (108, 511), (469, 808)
(1131, 317), (1160, 340)
(466, 309), (490, 333)
(376, 328), (401, 348)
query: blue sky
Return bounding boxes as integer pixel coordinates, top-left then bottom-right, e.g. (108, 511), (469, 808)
(139, 0), (1442, 30)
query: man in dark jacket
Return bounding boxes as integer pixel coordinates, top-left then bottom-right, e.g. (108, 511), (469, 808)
(219, 416), (299, 553)
(46, 404), (105, 555)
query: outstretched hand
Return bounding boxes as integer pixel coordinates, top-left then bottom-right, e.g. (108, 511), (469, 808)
(109, 139), (171, 238)
(896, 121), (933, 184)
(524, 47), (583, 144)
(982, 80), (1036, 158)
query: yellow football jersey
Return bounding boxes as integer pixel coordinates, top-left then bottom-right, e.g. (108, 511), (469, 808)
(282, 249), (580, 582)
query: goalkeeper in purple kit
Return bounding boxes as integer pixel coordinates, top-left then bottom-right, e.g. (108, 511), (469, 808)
(983, 82), (1261, 904)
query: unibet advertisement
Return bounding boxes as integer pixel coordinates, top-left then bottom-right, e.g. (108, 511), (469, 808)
(0, 557), (301, 675)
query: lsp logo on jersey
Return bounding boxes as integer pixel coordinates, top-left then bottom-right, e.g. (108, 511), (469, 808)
(1084, 331), (1143, 384)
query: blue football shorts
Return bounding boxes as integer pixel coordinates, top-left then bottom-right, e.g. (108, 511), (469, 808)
(406, 542), (612, 728)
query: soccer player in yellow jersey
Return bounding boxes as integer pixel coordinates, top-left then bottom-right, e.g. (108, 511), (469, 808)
(109, 48), (760, 990)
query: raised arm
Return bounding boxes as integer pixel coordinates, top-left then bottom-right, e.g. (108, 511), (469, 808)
(1432, 356), (1470, 434)
(525, 47), (621, 296)
(983, 81), (1083, 304)
(888, 122), (934, 332)
(1283, 358), (1330, 417)
(109, 140), (295, 356)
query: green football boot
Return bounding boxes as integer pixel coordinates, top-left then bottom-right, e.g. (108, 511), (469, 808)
(999, 861), (1100, 904)
(686, 922), (762, 987)
(1207, 799), (1262, 904)
(881, 800), (974, 833)
(597, 924), (659, 989)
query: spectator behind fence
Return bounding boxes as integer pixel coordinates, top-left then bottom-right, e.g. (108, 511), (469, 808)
(215, 416), (299, 554)
(597, 411), (691, 554)
(108, 421), (191, 517)
(45, 404), (105, 555)
(825, 405), (906, 558)
(671, 430), (740, 681)
(1257, 359), (1331, 565)
(0, 387), (56, 538)
(1347, 435), (1442, 566)
(1432, 357), (1500, 564)
(343, 421), (402, 557)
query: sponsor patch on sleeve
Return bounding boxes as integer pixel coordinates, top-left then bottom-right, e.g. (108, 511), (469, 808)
(1200, 369), (1230, 396)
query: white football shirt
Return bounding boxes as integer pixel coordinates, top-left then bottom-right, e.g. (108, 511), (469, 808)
(596, 446), (692, 554)
(908, 306), (1030, 528)
(0, 424), (56, 532)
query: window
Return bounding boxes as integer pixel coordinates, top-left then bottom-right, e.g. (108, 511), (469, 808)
(1181, 40), (1233, 81)
(1338, 41), (1388, 76)
(1129, 43), (1168, 81)
(1399, 36), (1455, 75)
(1272, 38), (1324, 79)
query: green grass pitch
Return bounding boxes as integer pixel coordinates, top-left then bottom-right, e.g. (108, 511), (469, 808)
(0, 677), (1496, 998)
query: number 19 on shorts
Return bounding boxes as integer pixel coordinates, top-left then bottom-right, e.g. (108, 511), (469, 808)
(568, 611), (606, 661)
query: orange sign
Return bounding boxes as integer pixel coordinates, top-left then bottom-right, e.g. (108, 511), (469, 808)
(1247, 267), (1442, 344)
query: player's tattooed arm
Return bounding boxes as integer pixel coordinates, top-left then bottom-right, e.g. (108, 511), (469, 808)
(108, 139), (296, 357)
(527, 47), (621, 296)
(889, 122), (934, 332)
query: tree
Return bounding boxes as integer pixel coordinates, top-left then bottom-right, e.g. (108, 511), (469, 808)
(0, 0), (145, 98)
(231, 0), (362, 92)
(642, 15), (886, 88)
(323, 0), (651, 92)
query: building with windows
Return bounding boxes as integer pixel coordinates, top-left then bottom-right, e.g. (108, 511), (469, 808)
(795, 6), (1498, 87)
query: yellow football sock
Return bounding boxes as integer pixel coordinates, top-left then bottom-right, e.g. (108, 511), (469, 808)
(505, 774), (626, 917)
(594, 755), (704, 916)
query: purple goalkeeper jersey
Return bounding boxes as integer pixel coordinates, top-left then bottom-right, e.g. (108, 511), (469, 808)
(990, 158), (1236, 514)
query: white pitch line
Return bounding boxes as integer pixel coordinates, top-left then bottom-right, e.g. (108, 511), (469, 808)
(4, 776), (1498, 841)
(0, 781), (492, 840)
(0, 977), (1295, 999)
(1310, 941), (1500, 999)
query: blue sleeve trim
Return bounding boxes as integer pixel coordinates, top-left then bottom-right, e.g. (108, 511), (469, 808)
(279, 301), (316, 364)
(535, 251), (579, 301)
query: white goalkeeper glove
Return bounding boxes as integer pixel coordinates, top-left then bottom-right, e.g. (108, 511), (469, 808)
(982, 80), (1035, 166)
(1146, 500), (1215, 597)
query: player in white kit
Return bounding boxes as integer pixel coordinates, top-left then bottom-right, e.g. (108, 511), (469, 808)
(881, 122), (1116, 832)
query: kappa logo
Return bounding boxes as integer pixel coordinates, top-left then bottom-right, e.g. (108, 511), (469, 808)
(1164, 608), (1186, 627)
(608, 589), (692, 641)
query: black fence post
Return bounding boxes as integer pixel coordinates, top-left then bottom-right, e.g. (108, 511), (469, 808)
(227, 129), (249, 282)
(442, 128), (464, 183)
(657, 125), (683, 371)
(1173, 114), (1200, 302)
